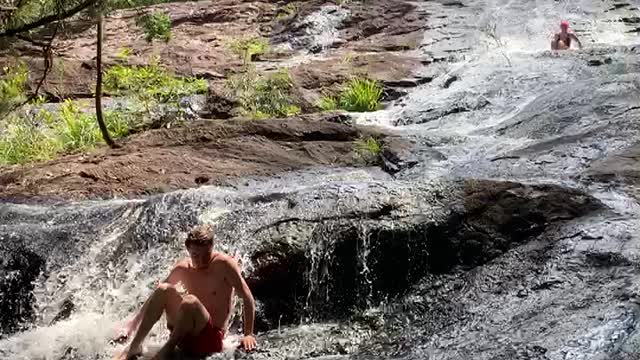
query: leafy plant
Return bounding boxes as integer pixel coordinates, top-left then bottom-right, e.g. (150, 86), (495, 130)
(316, 96), (338, 111)
(228, 37), (270, 66)
(226, 67), (301, 119)
(0, 120), (60, 165)
(353, 136), (382, 165)
(137, 10), (172, 42)
(54, 100), (101, 151)
(339, 78), (383, 112)
(103, 63), (207, 102)
(0, 61), (28, 115)
(318, 77), (383, 113)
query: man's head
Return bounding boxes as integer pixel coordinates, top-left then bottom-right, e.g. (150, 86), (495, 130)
(560, 20), (569, 32)
(185, 224), (214, 268)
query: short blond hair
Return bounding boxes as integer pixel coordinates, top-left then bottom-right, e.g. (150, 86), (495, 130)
(186, 224), (214, 244)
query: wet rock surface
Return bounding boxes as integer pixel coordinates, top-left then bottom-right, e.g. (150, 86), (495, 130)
(0, 176), (603, 341)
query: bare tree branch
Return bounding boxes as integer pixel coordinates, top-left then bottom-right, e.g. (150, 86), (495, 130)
(0, 0), (98, 38)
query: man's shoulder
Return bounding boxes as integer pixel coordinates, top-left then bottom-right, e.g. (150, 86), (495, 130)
(174, 258), (191, 269)
(212, 252), (241, 271)
(213, 252), (238, 265)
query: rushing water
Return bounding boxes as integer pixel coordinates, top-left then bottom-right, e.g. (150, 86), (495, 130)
(1, 0), (640, 359)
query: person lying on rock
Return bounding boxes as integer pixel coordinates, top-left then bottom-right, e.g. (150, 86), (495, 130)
(551, 20), (582, 50)
(113, 224), (257, 360)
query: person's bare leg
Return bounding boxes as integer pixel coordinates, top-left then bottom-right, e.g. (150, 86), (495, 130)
(114, 283), (181, 360)
(154, 295), (210, 360)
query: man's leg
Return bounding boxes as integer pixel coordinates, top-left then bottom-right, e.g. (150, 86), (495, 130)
(115, 283), (182, 360)
(154, 295), (211, 359)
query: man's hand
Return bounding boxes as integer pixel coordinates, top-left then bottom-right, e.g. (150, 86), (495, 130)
(240, 335), (257, 351)
(111, 321), (135, 344)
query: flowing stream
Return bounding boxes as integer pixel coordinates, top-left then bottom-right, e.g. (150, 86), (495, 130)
(1, 0), (640, 359)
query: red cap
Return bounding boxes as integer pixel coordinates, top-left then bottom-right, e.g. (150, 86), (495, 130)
(560, 20), (569, 27)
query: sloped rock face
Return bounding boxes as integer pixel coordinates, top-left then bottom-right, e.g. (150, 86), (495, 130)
(0, 114), (391, 201)
(0, 178), (602, 337)
(0, 0), (427, 101)
(245, 179), (602, 330)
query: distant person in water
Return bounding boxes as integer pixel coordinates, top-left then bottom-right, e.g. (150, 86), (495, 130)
(551, 20), (583, 50)
(113, 224), (257, 360)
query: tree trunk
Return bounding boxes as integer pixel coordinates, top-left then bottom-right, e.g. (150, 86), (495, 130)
(95, 4), (116, 148)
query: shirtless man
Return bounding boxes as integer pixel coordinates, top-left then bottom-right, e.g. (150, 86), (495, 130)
(113, 224), (257, 360)
(551, 20), (582, 50)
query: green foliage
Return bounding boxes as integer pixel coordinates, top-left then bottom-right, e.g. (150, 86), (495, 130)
(103, 63), (207, 102)
(104, 110), (132, 138)
(353, 136), (382, 165)
(54, 100), (101, 151)
(108, 0), (176, 10)
(0, 119), (60, 165)
(276, 3), (298, 20)
(316, 96), (338, 111)
(115, 47), (133, 61)
(0, 100), (139, 165)
(0, 61), (28, 115)
(228, 37), (270, 65)
(226, 68), (301, 119)
(339, 78), (383, 112)
(316, 78), (383, 113)
(137, 10), (172, 42)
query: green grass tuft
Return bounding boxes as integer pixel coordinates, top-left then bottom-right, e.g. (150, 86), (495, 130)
(316, 96), (338, 111)
(353, 136), (383, 165)
(0, 61), (28, 116)
(54, 100), (102, 151)
(103, 63), (207, 103)
(228, 37), (270, 65)
(226, 68), (301, 119)
(0, 120), (61, 165)
(339, 78), (383, 112)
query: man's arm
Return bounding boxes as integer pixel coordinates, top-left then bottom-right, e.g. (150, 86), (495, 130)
(223, 257), (257, 351)
(571, 33), (582, 49)
(551, 34), (559, 50)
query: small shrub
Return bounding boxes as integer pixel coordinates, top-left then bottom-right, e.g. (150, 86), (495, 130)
(226, 68), (301, 119)
(0, 99), (139, 165)
(104, 110), (133, 138)
(228, 37), (270, 65)
(0, 121), (60, 165)
(0, 62), (28, 115)
(138, 10), (172, 42)
(317, 96), (338, 111)
(54, 100), (101, 151)
(104, 63), (207, 102)
(353, 136), (383, 165)
(339, 78), (383, 112)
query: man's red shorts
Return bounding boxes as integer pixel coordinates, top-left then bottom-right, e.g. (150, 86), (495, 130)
(177, 317), (224, 355)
